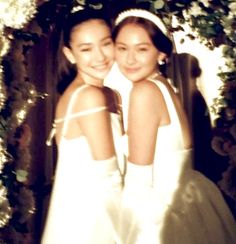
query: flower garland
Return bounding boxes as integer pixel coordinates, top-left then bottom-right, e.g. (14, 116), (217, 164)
(0, 0), (38, 240)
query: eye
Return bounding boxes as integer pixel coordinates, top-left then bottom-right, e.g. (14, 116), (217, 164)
(138, 47), (148, 52)
(116, 45), (126, 51)
(80, 48), (91, 52)
(78, 45), (92, 52)
(103, 40), (113, 46)
(78, 44), (92, 52)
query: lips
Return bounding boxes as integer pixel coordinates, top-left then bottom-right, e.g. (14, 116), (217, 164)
(123, 66), (140, 73)
(93, 61), (112, 71)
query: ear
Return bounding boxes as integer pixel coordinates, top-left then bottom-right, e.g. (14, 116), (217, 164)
(63, 46), (76, 64)
(157, 52), (167, 64)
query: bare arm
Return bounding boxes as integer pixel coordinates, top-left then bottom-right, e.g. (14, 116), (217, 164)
(128, 81), (168, 165)
(75, 86), (116, 160)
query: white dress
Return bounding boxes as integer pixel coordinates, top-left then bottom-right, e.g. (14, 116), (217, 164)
(41, 85), (124, 244)
(119, 78), (236, 244)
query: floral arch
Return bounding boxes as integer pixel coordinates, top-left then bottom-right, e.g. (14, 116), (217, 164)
(0, 0), (235, 242)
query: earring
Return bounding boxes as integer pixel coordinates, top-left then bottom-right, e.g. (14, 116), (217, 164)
(158, 60), (165, 65)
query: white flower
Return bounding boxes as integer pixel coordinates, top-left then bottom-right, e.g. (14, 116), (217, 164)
(182, 9), (191, 21)
(222, 55), (236, 73)
(201, 0), (210, 8)
(0, 0), (37, 29)
(219, 63), (230, 73)
(189, 2), (207, 17)
(229, 2), (236, 13)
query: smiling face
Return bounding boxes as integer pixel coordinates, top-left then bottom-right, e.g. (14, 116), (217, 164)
(63, 19), (114, 86)
(115, 23), (162, 83)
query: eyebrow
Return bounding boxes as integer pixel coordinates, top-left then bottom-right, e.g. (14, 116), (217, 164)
(77, 36), (112, 48)
(115, 42), (151, 46)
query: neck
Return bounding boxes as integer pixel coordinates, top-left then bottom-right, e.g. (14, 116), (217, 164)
(75, 74), (104, 88)
(148, 70), (162, 80)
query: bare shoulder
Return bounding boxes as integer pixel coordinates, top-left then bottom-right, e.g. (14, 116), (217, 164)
(81, 85), (107, 107)
(70, 85), (107, 112)
(131, 80), (164, 103)
(129, 80), (170, 125)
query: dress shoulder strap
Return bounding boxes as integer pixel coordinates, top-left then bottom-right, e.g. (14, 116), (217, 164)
(60, 85), (89, 137)
(148, 77), (184, 148)
(54, 106), (107, 124)
(46, 85), (107, 145)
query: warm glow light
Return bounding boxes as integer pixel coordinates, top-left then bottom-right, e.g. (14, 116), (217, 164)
(16, 108), (27, 124)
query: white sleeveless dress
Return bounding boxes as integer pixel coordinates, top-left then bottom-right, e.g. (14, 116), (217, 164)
(119, 78), (236, 244)
(41, 85), (124, 244)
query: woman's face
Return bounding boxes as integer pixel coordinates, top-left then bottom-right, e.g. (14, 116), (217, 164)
(64, 19), (114, 85)
(115, 23), (160, 83)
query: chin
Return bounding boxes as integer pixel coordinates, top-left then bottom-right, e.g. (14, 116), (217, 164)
(95, 73), (110, 81)
(119, 68), (142, 82)
(95, 68), (110, 77)
(122, 74), (143, 83)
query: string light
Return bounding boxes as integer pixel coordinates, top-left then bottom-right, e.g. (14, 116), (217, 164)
(0, 181), (12, 228)
(16, 108), (27, 125)
(0, 64), (7, 111)
(0, 138), (13, 173)
(0, 27), (10, 57)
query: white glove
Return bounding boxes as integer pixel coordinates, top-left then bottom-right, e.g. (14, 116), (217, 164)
(91, 155), (122, 192)
(121, 161), (171, 244)
(119, 161), (156, 244)
(124, 161), (153, 189)
(123, 161), (154, 216)
(92, 156), (123, 244)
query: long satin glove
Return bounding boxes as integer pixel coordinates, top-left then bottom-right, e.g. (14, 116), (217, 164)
(121, 161), (174, 244)
(119, 161), (158, 244)
(41, 156), (122, 244)
(91, 156), (123, 244)
(91, 155), (122, 191)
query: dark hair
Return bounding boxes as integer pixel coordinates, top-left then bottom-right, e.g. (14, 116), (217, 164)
(63, 8), (112, 48)
(57, 8), (112, 94)
(113, 16), (173, 57)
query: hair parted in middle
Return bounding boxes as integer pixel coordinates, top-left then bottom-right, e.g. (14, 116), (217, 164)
(56, 7), (112, 94)
(113, 8), (173, 57)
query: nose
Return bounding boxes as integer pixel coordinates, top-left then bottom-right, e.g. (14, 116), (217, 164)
(94, 46), (106, 62)
(126, 50), (136, 65)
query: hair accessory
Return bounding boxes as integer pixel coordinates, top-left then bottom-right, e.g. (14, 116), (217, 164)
(115, 8), (167, 36)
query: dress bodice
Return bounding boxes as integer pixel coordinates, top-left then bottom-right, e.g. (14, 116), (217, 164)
(42, 85), (124, 244)
(57, 112), (125, 178)
(116, 77), (236, 244)
(47, 84), (125, 176)
(120, 78), (193, 203)
(147, 78), (192, 185)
